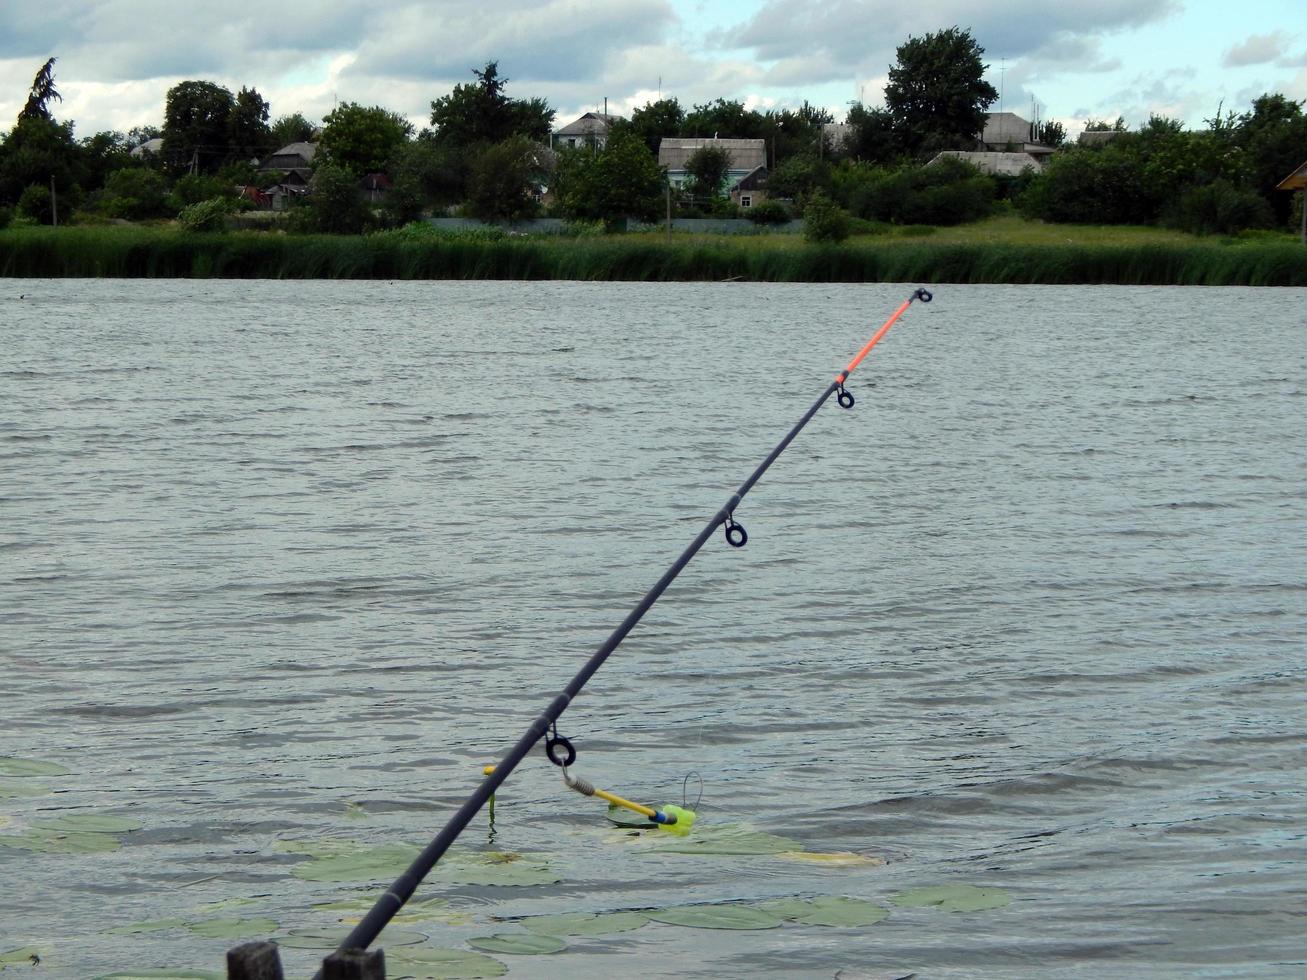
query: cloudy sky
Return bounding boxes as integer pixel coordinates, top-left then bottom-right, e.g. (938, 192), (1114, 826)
(2, 0), (1304, 141)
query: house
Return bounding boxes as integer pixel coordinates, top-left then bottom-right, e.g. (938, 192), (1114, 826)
(258, 142), (317, 182)
(1276, 158), (1307, 241)
(928, 150), (1046, 176)
(978, 112), (1055, 163)
(822, 123), (854, 155)
(729, 166), (770, 209)
(658, 138), (767, 190)
(552, 112), (621, 150)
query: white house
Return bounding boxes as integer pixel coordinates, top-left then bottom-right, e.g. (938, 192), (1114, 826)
(551, 112), (621, 150)
(658, 137), (767, 189)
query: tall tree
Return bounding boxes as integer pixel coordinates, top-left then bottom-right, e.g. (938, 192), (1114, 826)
(428, 62), (553, 148)
(1236, 93), (1307, 223)
(19, 57), (62, 122)
(162, 80), (235, 173)
(612, 97), (685, 157)
(845, 103), (903, 163)
(553, 129), (665, 224)
(319, 102), (413, 175)
(270, 112), (316, 147)
(883, 27), (998, 158)
(465, 136), (547, 221)
(227, 86), (273, 162)
(683, 98), (766, 139)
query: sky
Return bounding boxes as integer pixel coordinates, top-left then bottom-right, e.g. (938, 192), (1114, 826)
(1, 0), (1305, 143)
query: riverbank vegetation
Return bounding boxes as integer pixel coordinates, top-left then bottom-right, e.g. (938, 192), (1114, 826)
(3, 216), (1303, 286)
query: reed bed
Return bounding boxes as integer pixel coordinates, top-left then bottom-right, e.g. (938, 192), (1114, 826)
(2, 226), (1304, 286)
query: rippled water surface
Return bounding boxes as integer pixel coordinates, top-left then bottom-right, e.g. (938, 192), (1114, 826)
(2, 279), (1305, 978)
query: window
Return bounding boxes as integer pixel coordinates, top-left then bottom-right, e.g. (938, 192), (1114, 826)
(740, 195), (752, 208)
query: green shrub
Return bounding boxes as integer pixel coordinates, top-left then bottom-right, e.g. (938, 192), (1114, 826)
(171, 173), (232, 208)
(100, 168), (171, 220)
(17, 184), (59, 224)
(177, 197), (234, 232)
(744, 199), (790, 225)
(803, 193), (851, 243)
(1161, 180), (1273, 236)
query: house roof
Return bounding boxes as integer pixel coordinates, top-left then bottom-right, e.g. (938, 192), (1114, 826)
(1275, 158), (1307, 191)
(555, 112), (621, 137)
(130, 137), (163, 158)
(929, 151), (1045, 177)
(658, 138), (767, 172)
(259, 142), (317, 170)
(981, 112), (1032, 145)
(730, 165), (769, 191)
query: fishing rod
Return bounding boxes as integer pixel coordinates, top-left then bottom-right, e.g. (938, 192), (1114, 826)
(318, 286), (933, 966)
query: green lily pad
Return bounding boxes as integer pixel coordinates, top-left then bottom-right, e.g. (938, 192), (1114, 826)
(467, 933), (566, 955)
(93, 972), (223, 979)
(388, 946), (508, 978)
(0, 830), (121, 854)
(344, 802), (368, 821)
(192, 897), (262, 914)
(274, 927), (427, 950)
(433, 851), (560, 887)
(519, 911), (648, 936)
(33, 814), (142, 834)
(292, 843), (421, 882)
(891, 884), (1011, 912)
(1, 947), (45, 968)
(275, 837), (371, 858)
(756, 896), (890, 927)
(645, 904), (784, 930)
(104, 918), (188, 935)
(653, 826), (802, 856)
(0, 780), (50, 799)
(0, 758), (69, 777)
(185, 917), (277, 939)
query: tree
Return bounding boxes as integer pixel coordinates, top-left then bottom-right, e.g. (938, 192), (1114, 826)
(19, 58), (62, 122)
(1035, 120), (1066, 147)
(319, 102), (413, 175)
(0, 116), (85, 209)
(1236, 93), (1307, 223)
(884, 27), (998, 158)
(553, 129), (666, 225)
(683, 99), (767, 140)
(612, 98), (685, 156)
(802, 191), (850, 242)
(465, 136), (546, 221)
(98, 167), (170, 219)
(429, 62), (554, 148)
(227, 86), (273, 162)
(270, 113), (316, 147)
(683, 144), (731, 200)
(162, 80), (235, 173)
(845, 103), (904, 164)
(304, 162), (370, 233)
(1085, 117), (1128, 132)
(80, 131), (135, 190)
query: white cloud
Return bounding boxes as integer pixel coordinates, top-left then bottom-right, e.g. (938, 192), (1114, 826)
(1223, 32), (1289, 69)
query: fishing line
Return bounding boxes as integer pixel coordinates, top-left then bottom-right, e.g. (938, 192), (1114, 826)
(314, 287), (933, 969)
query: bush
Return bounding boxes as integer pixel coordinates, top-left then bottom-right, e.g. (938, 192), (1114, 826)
(744, 199), (790, 225)
(177, 197), (234, 232)
(17, 184), (60, 224)
(171, 173), (231, 208)
(100, 168), (171, 220)
(803, 193), (851, 243)
(836, 156), (996, 226)
(1161, 180), (1274, 236)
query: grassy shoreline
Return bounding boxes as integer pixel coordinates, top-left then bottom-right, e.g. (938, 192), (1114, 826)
(2, 218), (1304, 286)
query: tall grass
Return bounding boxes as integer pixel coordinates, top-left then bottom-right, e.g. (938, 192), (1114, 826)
(2, 226), (1304, 286)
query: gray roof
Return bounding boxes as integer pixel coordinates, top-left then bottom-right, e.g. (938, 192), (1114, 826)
(259, 142), (317, 170)
(130, 137), (164, 158)
(554, 112), (621, 137)
(981, 112), (1033, 145)
(929, 151), (1046, 176)
(658, 138), (766, 172)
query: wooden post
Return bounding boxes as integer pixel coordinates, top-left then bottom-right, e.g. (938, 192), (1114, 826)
(1299, 191), (1305, 244)
(322, 947), (385, 980)
(226, 941), (284, 980)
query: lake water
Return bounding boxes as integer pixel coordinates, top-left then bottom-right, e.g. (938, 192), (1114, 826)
(2, 278), (1305, 979)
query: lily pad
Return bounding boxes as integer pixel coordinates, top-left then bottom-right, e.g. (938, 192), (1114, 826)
(0, 780), (50, 799)
(344, 802), (368, 821)
(93, 972), (223, 980)
(336, 897), (464, 927)
(388, 946), (508, 978)
(1, 947), (45, 968)
(519, 911), (648, 936)
(0, 758), (69, 777)
(890, 885), (1011, 912)
(104, 918), (188, 935)
(645, 904), (784, 930)
(756, 896), (890, 927)
(467, 933), (566, 955)
(33, 814), (142, 834)
(292, 843), (421, 882)
(433, 851), (560, 887)
(274, 927), (427, 950)
(275, 837), (372, 858)
(775, 850), (885, 868)
(654, 826), (802, 856)
(192, 897), (262, 914)
(185, 917), (277, 939)
(0, 829), (121, 854)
